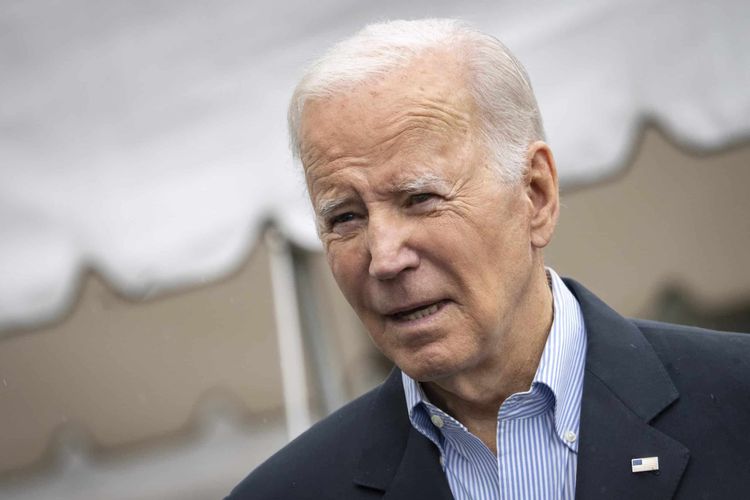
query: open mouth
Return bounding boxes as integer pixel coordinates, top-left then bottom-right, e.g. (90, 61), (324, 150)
(390, 301), (447, 322)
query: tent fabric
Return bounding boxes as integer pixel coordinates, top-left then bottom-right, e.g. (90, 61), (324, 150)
(1, 0), (748, 330)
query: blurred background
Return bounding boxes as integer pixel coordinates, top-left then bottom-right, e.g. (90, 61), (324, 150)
(1, 1), (749, 498)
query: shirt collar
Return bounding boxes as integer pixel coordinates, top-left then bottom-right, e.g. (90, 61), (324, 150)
(401, 267), (587, 452)
(532, 267), (587, 451)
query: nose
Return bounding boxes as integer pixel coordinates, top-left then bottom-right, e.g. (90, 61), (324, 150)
(366, 216), (420, 280)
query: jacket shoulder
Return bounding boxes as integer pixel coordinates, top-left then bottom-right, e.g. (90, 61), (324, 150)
(633, 318), (750, 366)
(225, 384), (382, 500)
(633, 318), (750, 389)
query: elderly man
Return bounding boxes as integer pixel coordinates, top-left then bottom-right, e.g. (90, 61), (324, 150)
(228, 19), (750, 499)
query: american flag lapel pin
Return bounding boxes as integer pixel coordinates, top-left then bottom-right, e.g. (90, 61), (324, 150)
(631, 456), (659, 473)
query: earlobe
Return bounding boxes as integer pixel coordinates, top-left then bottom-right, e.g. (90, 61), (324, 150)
(525, 141), (559, 249)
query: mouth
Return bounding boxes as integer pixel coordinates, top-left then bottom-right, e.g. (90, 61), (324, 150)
(387, 300), (448, 322)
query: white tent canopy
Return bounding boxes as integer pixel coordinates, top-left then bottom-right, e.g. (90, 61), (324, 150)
(1, 0), (749, 330)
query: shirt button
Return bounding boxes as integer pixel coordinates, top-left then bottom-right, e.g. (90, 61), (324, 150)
(439, 456), (446, 467)
(564, 430), (577, 443)
(431, 414), (444, 428)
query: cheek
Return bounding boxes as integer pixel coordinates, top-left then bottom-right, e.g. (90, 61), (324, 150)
(327, 245), (366, 301)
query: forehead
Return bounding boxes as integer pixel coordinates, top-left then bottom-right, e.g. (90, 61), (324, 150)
(299, 49), (478, 171)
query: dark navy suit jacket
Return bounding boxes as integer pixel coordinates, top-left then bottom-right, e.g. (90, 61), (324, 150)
(227, 279), (750, 499)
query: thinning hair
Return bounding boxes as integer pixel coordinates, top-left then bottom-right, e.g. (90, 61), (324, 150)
(288, 18), (545, 184)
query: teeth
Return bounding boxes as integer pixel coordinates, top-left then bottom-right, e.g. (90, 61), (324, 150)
(400, 303), (439, 321)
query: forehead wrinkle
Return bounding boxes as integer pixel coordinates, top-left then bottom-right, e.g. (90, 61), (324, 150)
(306, 151), (369, 195)
(377, 105), (471, 148)
(301, 84), (474, 169)
(405, 96), (473, 133)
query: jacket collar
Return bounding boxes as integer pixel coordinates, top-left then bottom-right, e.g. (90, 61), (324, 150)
(352, 368), (453, 499)
(564, 278), (690, 499)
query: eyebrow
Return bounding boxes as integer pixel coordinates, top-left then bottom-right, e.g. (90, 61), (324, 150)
(317, 197), (350, 221)
(315, 172), (451, 220)
(393, 172), (451, 194)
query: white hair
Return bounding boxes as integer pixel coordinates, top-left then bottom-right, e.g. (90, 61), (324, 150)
(288, 18), (545, 184)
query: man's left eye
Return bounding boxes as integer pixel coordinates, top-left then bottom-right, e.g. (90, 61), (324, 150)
(407, 193), (434, 205)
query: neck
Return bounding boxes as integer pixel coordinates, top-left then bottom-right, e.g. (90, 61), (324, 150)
(421, 264), (553, 454)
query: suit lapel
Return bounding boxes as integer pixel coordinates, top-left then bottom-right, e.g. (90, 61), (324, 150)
(352, 369), (453, 499)
(565, 279), (690, 499)
(382, 426), (455, 500)
(576, 372), (689, 499)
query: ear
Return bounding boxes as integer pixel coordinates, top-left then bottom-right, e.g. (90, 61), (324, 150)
(523, 141), (559, 249)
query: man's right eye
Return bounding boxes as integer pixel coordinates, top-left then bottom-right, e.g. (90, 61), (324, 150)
(329, 212), (358, 230)
(332, 212), (354, 224)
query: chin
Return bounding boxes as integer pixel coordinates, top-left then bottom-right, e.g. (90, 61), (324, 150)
(395, 348), (462, 383)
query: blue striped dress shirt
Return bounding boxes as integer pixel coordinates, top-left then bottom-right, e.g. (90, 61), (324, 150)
(402, 268), (587, 499)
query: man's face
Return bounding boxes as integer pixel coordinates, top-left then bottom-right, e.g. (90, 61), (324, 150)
(300, 52), (541, 382)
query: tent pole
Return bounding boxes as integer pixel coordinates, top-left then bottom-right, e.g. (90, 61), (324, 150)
(266, 227), (311, 441)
